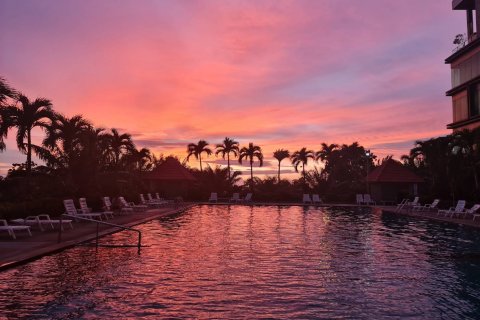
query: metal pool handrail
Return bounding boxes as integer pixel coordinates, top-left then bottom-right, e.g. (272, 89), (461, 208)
(58, 214), (142, 253)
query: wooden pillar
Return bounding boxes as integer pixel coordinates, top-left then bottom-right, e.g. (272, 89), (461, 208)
(468, 9), (474, 40)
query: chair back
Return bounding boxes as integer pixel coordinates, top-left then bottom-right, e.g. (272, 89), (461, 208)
(430, 199), (440, 208)
(140, 194), (147, 204)
(232, 193), (240, 200)
(455, 200), (466, 212)
(411, 197), (419, 205)
(356, 194), (364, 204)
(103, 197), (112, 209)
(78, 198), (90, 214)
(303, 194), (311, 203)
(0, 219), (7, 226)
(63, 199), (78, 215)
(209, 193), (218, 201)
(118, 197), (128, 207)
(312, 194), (321, 203)
(468, 204), (480, 213)
(245, 193), (252, 201)
(155, 193), (161, 200)
(363, 194), (372, 202)
(147, 193), (154, 201)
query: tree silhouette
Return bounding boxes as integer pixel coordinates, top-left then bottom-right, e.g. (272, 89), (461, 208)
(104, 128), (135, 170)
(316, 143), (339, 165)
(0, 94), (55, 174)
(239, 142), (263, 188)
(291, 147), (315, 181)
(186, 140), (212, 171)
(216, 137), (239, 179)
(273, 149), (289, 182)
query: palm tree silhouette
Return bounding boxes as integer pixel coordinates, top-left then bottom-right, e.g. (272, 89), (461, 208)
(0, 77), (16, 106)
(216, 137), (239, 179)
(291, 147), (315, 181)
(43, 114), (92, 169)
(273, 149), (289, 182)
(104, 128), (135, 169)
(186, 140), (212, 171)
(316, 143), (338, 165)
(124, 147), (152, 172)
(0, 94), (55, 174)
(239, 142), (263, 188)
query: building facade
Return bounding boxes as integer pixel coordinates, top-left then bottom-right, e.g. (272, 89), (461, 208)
(446, 0), (480, 130)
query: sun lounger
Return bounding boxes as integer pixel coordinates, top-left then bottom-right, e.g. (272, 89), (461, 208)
(437, 200), (466, 217)
(0, 219), (32, 239)
(356, 194), (364, 205)
(413, 199), (439, 212)
(209, 193), (218, 203)
(140, 194), (162, 208)
(312, 194), (322, 204)
(11, 215), (73, 231)
(103, 196), (131, 215)
(243, 193), (253, 202)
(63, 199), (103, 221)
(303, 194), (312, 204)
(363, 194), (376, 205)
(230, 193), (240, 202)
(147, 193), (168, 205)
(79, 198), (113, 219)
(456, 204), (480, 219)
(119, 197), (148, 212)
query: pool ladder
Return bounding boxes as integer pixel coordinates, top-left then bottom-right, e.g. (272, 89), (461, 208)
(58, 214), (142, 253)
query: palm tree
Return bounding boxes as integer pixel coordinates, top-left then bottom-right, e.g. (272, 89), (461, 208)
(291, 147), (315, 180)
(124, 147), (152, 172)
(239, 142), (263, 187)
(104, 128), (135, 169)
(273, 149), (289, 182)
(316, 143), (339, 165)
(43, 114), (92, 169)
(215, 137), (239, 179)
(0, 77), (16, 106)
(0, 94), (55, 174)
(186, 140), (212, 171)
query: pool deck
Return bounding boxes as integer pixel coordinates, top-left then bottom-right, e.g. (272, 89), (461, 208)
(0, 204), (194, 271)
(1, 202), (479, 272)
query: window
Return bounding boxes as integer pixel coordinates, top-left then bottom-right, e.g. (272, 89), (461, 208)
(468, 84), (480, 117)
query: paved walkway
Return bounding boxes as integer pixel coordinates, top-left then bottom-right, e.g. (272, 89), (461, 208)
(0, 204), (193, 271)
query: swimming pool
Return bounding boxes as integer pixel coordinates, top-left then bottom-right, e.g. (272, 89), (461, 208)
(1, 205), (480, 319)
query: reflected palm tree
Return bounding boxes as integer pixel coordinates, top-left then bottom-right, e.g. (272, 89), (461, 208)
(273, 149), (289, 182)
(239, 142), (263, 188)
(186, 140), (212, 171)
(291, 147), (315, 181)
(0, 94), (55, 174)
(215, 137), (239, 179)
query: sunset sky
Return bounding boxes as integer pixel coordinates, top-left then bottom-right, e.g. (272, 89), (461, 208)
(0, 1), (466, 178)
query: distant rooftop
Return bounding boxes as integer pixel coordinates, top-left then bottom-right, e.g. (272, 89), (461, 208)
(367, 159), (423, 183)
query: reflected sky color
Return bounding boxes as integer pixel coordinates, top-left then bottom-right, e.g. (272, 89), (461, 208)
(0, 1), (465, 177)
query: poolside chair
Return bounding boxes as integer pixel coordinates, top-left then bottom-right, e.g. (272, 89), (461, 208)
(363, 194), (376, 205)
(412, 199), (439, 212)
(437, 200), (466, 217)
(63, 199), (103, 221)
(395, 199), (408, 211)
(406, 197), (420, 207)
(209, 193), (218, 203)
(243, 193), (253, 202)
(0, 219), (32, 239)
(140, 194), (163, 208)
(79, 198), (114, 219)
(457, 204), (480, 219)
(103, 197), (132, 215)
(356, 194), (364, 205)
(312, 194), (322, 205)
(147, 193), (168, 206)
(118, 197), (148, 212)
(230, 193), (240, 202)
(11, 215), (73, 231)
(303, 194), (312, 204)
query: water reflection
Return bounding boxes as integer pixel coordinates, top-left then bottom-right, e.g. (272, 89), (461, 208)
(1, 205), (480, 319)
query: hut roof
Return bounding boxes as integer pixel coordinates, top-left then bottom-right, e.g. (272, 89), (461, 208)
(144, 157), (196, 181)
(367, 159), (423, 183)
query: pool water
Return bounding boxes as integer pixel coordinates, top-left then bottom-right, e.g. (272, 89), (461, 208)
(1, 205), (480, 319)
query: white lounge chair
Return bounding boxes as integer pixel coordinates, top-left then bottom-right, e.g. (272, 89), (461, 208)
(147, 193), (168, 206)
(79, 198), (114, 219)
(243, 193), (253, 202)
(103, 197), (131, 215)
(413, 199), (439, 212)
(458, 204), (480, 219)
(0, 219), (32, 239)
(140, 194), (162, 208)
(356, 194), (364, 205)
(302, 194), (312, 204)
(312, 194), (322, 204)
(63, 199), (103, 221)
(118, 197), (148, 212)
(437, 200), (466, 217)
(209, 193), (218, 203)
(11, 215), (73, 231)
(230, 193), (240, 202)
(406, 197), (420, 207)
(363, 194), (376, 205)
